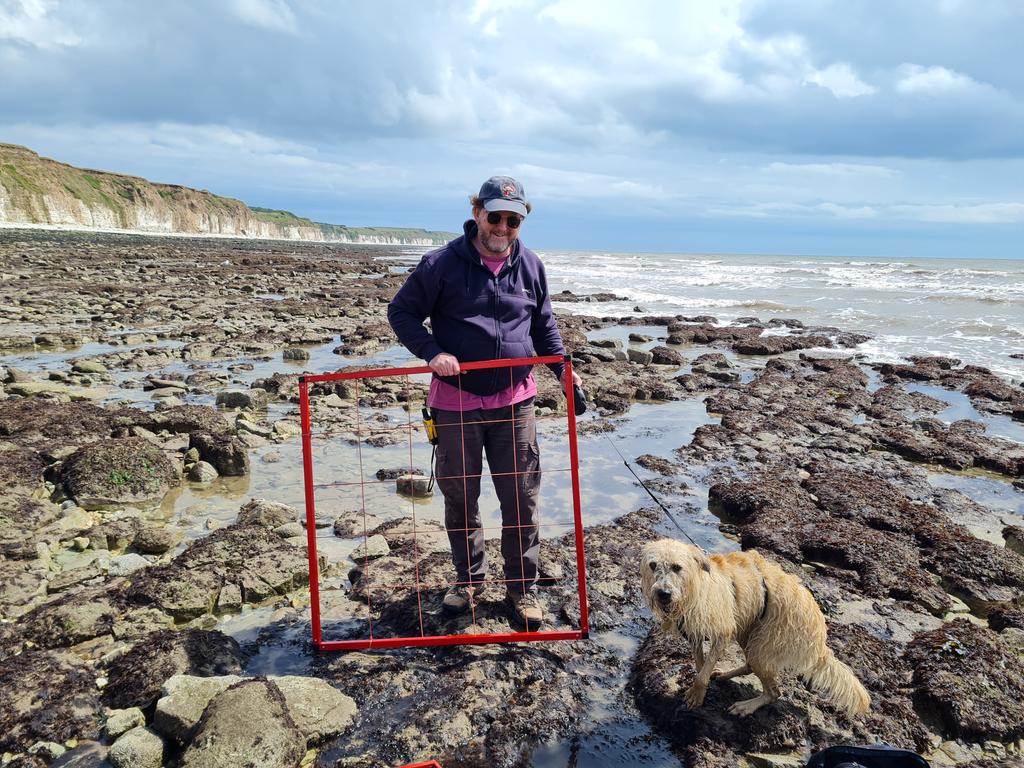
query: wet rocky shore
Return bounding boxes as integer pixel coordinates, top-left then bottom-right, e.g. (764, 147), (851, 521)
(0, 228), (1022, 768)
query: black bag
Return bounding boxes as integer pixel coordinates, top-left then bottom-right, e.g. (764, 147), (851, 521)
(806, 744), (930, 768)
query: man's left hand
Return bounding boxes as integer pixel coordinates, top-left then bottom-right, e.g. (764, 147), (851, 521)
(560, 369), (582, 394)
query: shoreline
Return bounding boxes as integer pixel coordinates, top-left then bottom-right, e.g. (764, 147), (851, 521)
(0, 221), (444, 246)
(0, 230), (1022, 767)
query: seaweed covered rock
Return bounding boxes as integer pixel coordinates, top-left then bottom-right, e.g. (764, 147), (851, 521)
(732, 333), (833, 355)
(7, 585), (122, 651)
(816, 623), (930, 752)
(150, 404), (231, 437)
(189, 431), (249, 476)
(58, 437), (179, 508)
(803, 464), (1024, 614)
(0, 445), (64, 559)
(0, 444), (48, 493)
(630, 621), (931, 766)
(708, 473), (950, 615)
(0, 399), (151, 455)
(905, 619), (1024, 743)
(313, 641), (585, 768)
(103, 629), (247, 711)
(870, 420), (1024, 477)
(125, 523), (309, 620)
(0, 649), (104, 753)
(630, 626), (811, 763)
(0, 495), (62, 560)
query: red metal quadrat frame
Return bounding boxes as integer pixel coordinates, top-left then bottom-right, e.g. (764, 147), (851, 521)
(298, 354), (589, 651)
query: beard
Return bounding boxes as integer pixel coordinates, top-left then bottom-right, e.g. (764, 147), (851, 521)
(478, 230), (515, 256)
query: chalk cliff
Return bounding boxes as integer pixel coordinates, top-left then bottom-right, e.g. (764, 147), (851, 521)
(0, 143), (452, 245)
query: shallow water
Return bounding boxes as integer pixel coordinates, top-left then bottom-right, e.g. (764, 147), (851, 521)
(533, 632), (680, 767)
(906, 382), (1024, 444)
(537, 251), (1024, 383)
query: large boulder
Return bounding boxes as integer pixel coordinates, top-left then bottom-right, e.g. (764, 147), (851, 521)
(178, 680), (306, 768)
(102, 629), (247, 711)
(153, 674), (244, 745)
(189, 432), (249, 477)
(58, 437), (179, 509)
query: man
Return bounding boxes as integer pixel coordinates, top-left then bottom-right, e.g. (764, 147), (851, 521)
(387, 175), (580, 628)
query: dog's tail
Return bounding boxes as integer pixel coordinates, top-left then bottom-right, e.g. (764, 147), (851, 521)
(802, 650), (871, 717)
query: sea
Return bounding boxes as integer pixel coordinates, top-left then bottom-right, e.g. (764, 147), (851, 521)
(523, 250), (1023, 384)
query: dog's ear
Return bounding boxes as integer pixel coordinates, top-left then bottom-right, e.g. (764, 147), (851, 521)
(694, 553), (711, 573)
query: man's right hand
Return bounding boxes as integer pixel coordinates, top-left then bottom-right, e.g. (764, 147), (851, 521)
(429, 352), (461, 376)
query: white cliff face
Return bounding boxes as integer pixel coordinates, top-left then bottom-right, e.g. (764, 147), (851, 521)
(0, 144), (451, 245)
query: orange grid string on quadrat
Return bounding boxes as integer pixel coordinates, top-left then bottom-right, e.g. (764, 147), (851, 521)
(298, 354), (589, 650)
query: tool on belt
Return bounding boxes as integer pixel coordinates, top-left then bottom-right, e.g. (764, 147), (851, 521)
(422, 407), (438, 491)
(421, 407), (439, 445)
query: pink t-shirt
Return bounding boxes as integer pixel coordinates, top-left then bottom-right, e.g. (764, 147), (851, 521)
(426, 252), (538, 411)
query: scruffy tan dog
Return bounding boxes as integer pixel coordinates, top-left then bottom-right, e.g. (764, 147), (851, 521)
(641, 539), (870, 717)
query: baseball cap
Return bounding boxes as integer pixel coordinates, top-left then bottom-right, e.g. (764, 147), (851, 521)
(478, 176), (528, 217)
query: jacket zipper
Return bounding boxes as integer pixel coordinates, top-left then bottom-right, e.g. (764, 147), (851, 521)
(491, 270), (501, 392)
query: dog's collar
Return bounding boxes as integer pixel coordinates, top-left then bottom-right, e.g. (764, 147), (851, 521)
(758, 577), (769, 621)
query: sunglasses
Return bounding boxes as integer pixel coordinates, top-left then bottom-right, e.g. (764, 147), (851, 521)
(486, 211), (523, 229)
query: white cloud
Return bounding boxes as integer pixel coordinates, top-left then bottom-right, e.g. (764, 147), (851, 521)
(768, 162), (898, 178)
(535, 0), (757, 101)
(713, 198), (1024, 224)
(0, 0), (80, 49)
(512, 163), (666, 202)
(804, 63), (876, 98)
(817, 202), (878, 218)
(226, 0), (297, 34)
(468, 0), (532, 25)
(712, 201), (878, 219)
(895, 64), (978, 94)
(890, 202), (1024, 223)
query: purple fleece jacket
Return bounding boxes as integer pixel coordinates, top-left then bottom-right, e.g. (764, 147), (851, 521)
(387, 220), (566, 396)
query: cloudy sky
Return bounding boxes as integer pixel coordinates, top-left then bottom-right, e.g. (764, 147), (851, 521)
(2, 0), (1023, 258)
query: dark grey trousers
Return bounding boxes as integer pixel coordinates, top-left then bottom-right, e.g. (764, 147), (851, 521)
(433, 399), (540, 595)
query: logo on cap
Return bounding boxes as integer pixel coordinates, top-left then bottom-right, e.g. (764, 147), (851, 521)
(501, 183), (516, 198)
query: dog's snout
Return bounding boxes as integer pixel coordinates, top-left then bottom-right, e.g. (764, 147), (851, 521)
(655, 588), (672, 603)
